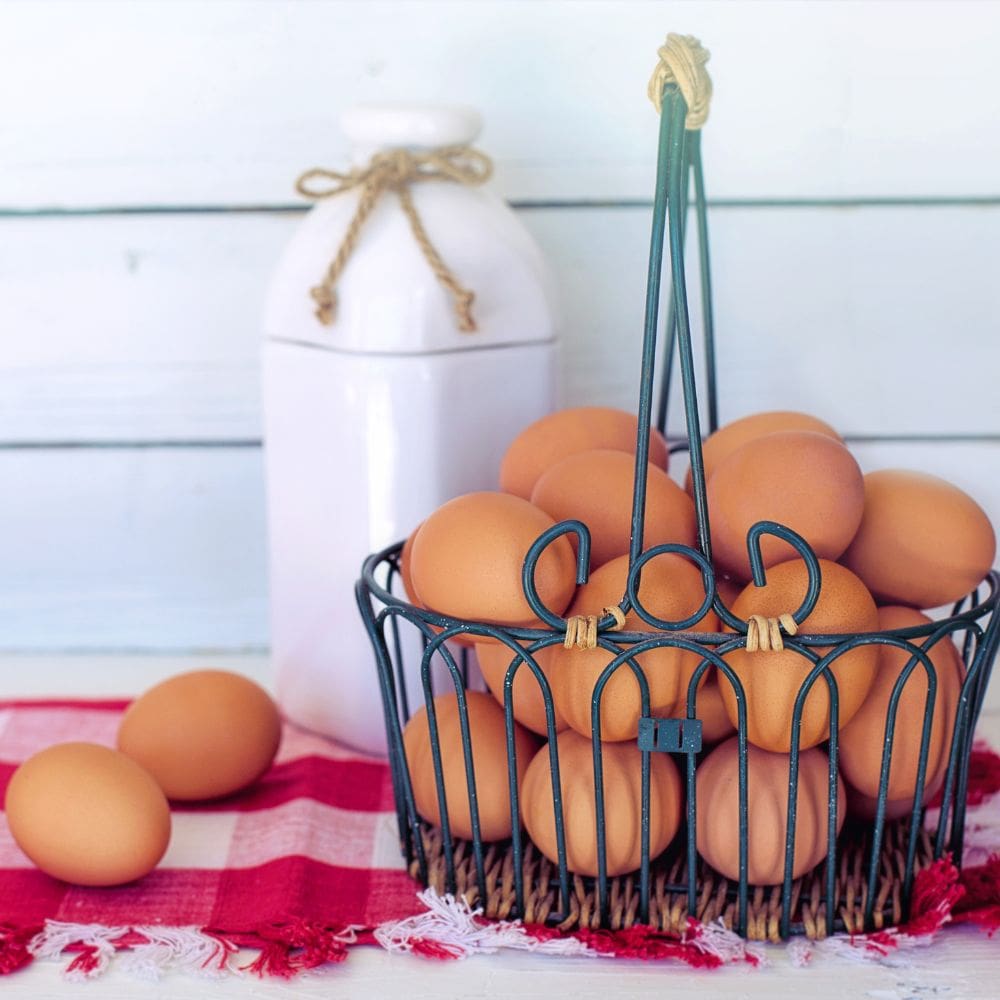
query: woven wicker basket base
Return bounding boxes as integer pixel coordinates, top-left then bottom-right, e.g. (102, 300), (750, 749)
(409, 822), (934, 942)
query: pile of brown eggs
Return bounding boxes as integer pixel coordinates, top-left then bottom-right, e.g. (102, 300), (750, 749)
(4, 671), (281, 886)
(399, 406), (996, 885)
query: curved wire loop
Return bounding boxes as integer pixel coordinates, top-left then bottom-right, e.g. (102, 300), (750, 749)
(522, 519), (594, 629)
(713, 521), (823, 633)
(625, 542), (716, 630)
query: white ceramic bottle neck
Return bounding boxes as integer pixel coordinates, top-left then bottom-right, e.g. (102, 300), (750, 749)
(340, 103), (483, 166)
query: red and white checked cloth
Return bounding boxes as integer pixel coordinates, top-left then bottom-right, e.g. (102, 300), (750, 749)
(0, 698), (421, 976)
(2, 698), (999, 979)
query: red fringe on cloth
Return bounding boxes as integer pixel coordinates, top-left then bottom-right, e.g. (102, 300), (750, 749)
(239, 920), (356, 978)
(955, 855), (1000, 934)
(0, 925), (41, 975)
(930, 744), (1000, 808)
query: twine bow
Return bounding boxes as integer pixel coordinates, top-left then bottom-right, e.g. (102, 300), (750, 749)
(564, 605), (627, 651)
(647, 33), (713, 128)
(745, 614), (798, 653)
(295, 145), (493, 332)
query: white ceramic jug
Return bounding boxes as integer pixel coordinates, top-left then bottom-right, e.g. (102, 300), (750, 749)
(262, 104), (558, 755)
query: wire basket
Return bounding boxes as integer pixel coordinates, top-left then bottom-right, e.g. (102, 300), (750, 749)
(357, 38), (1000, 941)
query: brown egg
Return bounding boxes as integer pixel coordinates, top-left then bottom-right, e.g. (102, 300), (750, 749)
(714, 573), (744, 610)
(694, 670), (737, 745)
(521, 729), (682, 877)
(410, 492), (577, 626)
(839, 606), (964, 807)
(708, 431), (865, 580)
(401, 521), (480, 649)
(403, 691), (538, 841)
(696, 736), (845, 885)
(500, 406), (669, 501)
(530, 449), (697, 571)
(475, 639), (566, 736)
(399, 522), (422, 605)
(840, 470), (996, 609)
(846, 769), (948, 822)
(5, 743), (170, 886)
(117, 670), (282, 801)
(721, 559), (879, 752)
(552, 552), (717, 742)
(686, 410), (841, 494)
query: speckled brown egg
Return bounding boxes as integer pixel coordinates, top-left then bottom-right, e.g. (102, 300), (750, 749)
(840, 470), (996, 609)
(399, 522), (422, 605)
(117, 670), (282, 801)
(839, 605), (964, 807)
(403, 691), (538, 841)
(846, 770), (949, 822)
(401, 520), (480, 648)
(521, 729), (682, 877)
(694, 669), (737, 745)
(410, 492), (577, 626)
(499, 407), (669, 501)
(475, 639), (566, 736)
(530, 449), (697, 570)
(721, 559), (879, 752)
(696, 736), (845, 885)
(551, 552), (717, 742)
(4, 742), (171, 886)
(686, 410), (841, 494)
(714, 573), (744, 610)
(708, 431), (865, 580)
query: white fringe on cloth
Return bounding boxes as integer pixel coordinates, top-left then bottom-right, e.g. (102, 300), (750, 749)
(691, 917), (768, 966)
(375, 889), (767, 967)
(787, 922), (946, 970)
(375, 889), (593, 959)
(29, 922), (234, 980)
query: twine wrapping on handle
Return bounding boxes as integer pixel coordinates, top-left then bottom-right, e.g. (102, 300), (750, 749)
(295, 145), (493, 331)
(564, 605), (627, 650)
(745, 613), (798, 653)
(647, 33), (712, 128)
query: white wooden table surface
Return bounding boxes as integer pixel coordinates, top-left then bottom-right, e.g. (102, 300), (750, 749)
(1, 654), (997, 999)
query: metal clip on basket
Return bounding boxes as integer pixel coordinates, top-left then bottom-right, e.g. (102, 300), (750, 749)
(357, 35), (1000, 941)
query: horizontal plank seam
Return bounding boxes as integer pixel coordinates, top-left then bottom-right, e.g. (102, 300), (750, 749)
(1, 434), (997, 452)
(0, 440), (264, 450)
(0, 645), (270, 656)
(3, 196), (1000, 218)
(670, 433), (1000, 446)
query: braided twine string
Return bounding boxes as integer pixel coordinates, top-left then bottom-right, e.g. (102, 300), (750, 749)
(564, 605), (627, 650)
(563, 602), (796, 653)
(647, 33), (713, 127)
(746, 613), (799, 653)
(295, 145), (493, 332)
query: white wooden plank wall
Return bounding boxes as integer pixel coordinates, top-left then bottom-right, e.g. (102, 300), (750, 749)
(1, 0), (998, 652)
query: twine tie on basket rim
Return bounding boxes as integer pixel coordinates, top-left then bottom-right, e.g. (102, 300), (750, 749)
(745, 613), (798, 653)
(564, 605), (627, 650)
(647, 33), (712, 128)
(295, 145), (493, 332)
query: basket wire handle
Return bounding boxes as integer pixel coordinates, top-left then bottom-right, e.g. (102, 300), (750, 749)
(627, 33), (714, 611)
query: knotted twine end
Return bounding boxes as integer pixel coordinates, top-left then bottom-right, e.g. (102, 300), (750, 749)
(564, 606), (627, 650)
(647, 33), (712, 128)
(295, 146), (492, 332)
(745, 614), (798, 653)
